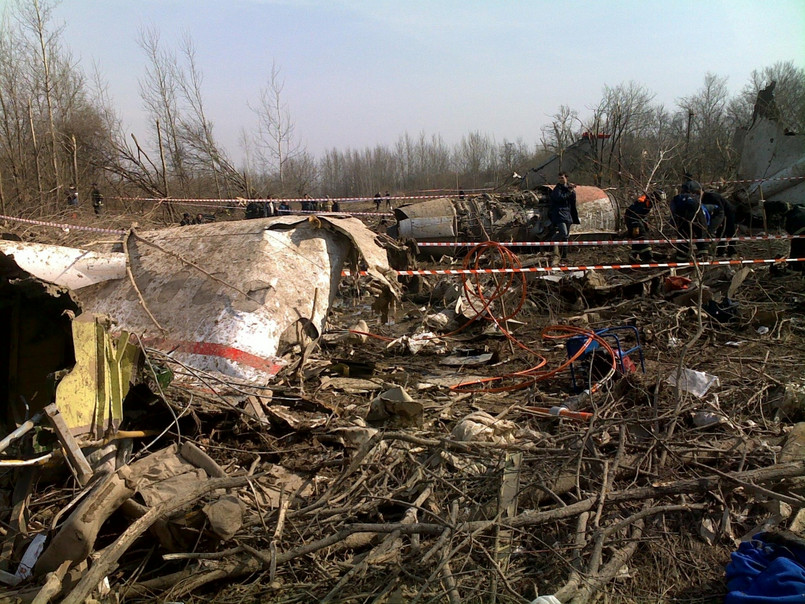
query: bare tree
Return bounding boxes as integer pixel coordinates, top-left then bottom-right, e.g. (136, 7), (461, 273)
(138, 26), (187, 193)
(677, 73), (733, 179)
(541, 105), (580, 156)
(18, 0), (62, 199)
(583, 82), (656, 186)
(455, 131), (495, 188)
(251, 61), (302, 192)
(89, 64), (167, 198)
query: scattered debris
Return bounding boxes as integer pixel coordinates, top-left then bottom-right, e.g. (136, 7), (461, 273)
(667, 367), (721, 398)
(2, 204), (805, 603)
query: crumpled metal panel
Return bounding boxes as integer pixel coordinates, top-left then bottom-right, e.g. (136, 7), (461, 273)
(53, 314), (138, 437)
(77, 216), (397, 385)
(0, 241), (126, 290)
(739, 116), (805, 205)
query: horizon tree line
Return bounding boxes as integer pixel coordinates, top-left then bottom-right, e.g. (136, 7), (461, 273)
(0, 0), (803, 218)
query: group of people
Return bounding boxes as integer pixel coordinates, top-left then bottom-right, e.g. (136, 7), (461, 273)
(179, 213), (212, 226)
(547, 171), (741, 265)
(64, 183), (104, 215)
(301, 195), (340, 213)
(373, 191), (392, 211)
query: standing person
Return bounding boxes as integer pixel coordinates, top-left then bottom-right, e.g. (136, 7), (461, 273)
(90, 183), (103, 215)
(323, 195), (333, 212)
(264, 195), (275, 217)
(65, 185), (78, 207)
(702, 189), (737, 257)
(245, 201), (263, 219)
(332, 198), (341, 212)
(384, 191), (391, 210)
(548, 172), (579, 262)
(374, 192), (382, 211)
(625, 191), (662, 262)
(278, 200), (291, 214)
(670, 180), (708, 260)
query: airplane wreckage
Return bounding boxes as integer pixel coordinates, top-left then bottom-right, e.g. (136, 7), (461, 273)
(387, 184), (619, 249)
(388, 84), (805, 250)
(2, 216), (400, 420)
(1, 86), (805, 603)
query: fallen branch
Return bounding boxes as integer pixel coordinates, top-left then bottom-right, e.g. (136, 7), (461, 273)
(61, 474), (254, 604)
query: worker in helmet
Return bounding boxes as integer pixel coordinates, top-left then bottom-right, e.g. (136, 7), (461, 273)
(625, 190), (663, 262)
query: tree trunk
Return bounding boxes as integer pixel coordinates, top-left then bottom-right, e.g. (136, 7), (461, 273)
(71, 134), (78, 189)
(28, 102), (44, 213)
(33, 0), (60, 203)
(156, 119), (174, 222)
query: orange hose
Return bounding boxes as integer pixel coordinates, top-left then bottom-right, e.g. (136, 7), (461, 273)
(346, 241), (619, 401)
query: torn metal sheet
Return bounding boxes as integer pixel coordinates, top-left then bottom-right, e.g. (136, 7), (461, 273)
(76, 216), (398, 385)
(440, 350), (495, 367)
(519, 132), (610, 189)
(737, 86), (805, 206)
(0, 240), (126, 290)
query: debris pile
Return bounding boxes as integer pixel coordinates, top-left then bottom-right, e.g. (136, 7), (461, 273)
(1, 214), (805, 603)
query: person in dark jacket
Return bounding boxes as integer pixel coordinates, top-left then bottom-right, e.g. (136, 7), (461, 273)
(549, 172), (579, 261)
(625, 190), (664, 262)
(90, 183), (103, 215)
(65, 185), (78, 207)
(670, 180), (708, 260)
(245, 201), (264, 219)
(702, 190), (737, 256)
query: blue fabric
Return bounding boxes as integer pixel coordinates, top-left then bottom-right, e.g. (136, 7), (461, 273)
(725, 534), (805, 603)
(670, 193), (700, 224)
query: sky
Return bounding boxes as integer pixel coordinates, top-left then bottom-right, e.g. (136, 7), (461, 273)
(26, 0), (805, 164)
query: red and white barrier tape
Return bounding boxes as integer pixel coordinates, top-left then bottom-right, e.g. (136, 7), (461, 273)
(345, 257), (805, 277)
(107, 174), (805, 206)
(111, 193), (443, 204)
(416, 234), (802, 247)
(3, 213), (801, 250)
(702, 175), (805, 186)
(291, 209), (394, 217)
(0, 214), (128, 235)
